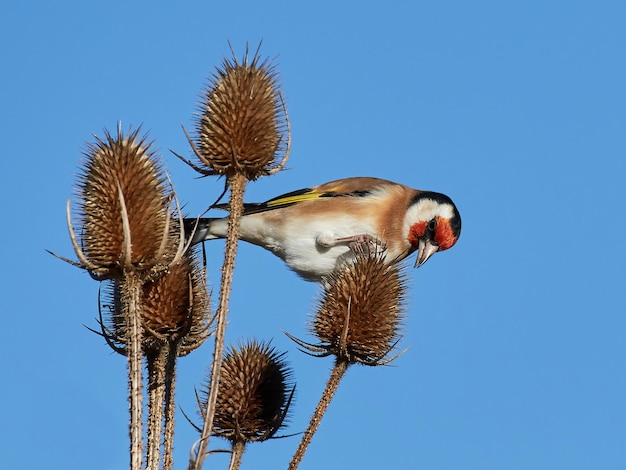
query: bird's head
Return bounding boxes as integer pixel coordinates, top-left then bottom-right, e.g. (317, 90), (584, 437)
(405, 191), (461, 267)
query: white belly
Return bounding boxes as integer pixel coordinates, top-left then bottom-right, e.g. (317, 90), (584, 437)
(238, 215), (377, 281)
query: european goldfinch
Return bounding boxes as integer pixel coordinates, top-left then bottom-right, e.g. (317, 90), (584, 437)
(186, 177), (461, 281)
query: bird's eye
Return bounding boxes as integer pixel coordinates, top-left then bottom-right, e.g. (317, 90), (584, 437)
(428, 219), (437, 232)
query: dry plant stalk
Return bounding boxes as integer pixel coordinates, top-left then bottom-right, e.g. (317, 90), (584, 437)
(146, 347), (168, 470)
(287, 251), (408, 470)
(184, 45), (290, 470)
(121, 275), (145, 470)
(141, 247), (211, 470)
(193, 171), (246, 470)
(99, 246), (211, 470)
(197, 340), (294, 470)
(57, 46), (298, 470)
(58, 126), (188, 470)
(80, 127), (173, 470)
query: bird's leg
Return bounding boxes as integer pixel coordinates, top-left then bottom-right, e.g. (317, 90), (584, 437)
(316, 232), (387, 253)
(335, 233), (384, 247)
(347, 235), (387, 257)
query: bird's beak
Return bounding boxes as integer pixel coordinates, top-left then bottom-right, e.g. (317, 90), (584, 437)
(415, 238), (439, 268)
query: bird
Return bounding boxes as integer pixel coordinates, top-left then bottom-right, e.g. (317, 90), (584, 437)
(185, 177), (461, 281)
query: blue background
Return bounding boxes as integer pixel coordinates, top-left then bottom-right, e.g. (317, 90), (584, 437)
(2, 1), (625, 469)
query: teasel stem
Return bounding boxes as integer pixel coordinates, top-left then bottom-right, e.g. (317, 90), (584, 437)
(287, 358), (348, 470)
(146, 346), (167, 470)
(162, 340), (180, 470)
(228, 439), (246, 470)
(120, 271), (144, 470)
(190, 172), (247, 469)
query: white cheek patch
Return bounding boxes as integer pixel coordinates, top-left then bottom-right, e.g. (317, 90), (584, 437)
(403, 198), (455, 235)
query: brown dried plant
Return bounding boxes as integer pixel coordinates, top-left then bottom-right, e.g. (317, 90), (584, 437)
(311, 252), (407, 366)
(180, 43), (290, 180)
(98, 247), (210, 352)
(287, 250), (408, 469)
(97, 245), (212, 470)
(183, 44), (291, 470)
(142, 246), (211, 470)
(54, 125), (188, 470)
(195, 340), (294, 470)
(59, 126), (184, 280)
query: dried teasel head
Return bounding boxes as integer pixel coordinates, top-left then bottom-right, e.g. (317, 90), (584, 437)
(187, 45), (290, 180)
(67, 126), (175, 280)
(299, 251), (408, 366)
(97, 245), (211, 355)
(199, 340), (294, 443)
(140, 244), (211, 354)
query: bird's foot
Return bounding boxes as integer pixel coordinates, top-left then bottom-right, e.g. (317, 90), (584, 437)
(338, 234), (387, 257)
(316, 233), (386, 256)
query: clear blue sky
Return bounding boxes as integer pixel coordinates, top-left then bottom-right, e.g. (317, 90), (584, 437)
(2, 1), (625, 469)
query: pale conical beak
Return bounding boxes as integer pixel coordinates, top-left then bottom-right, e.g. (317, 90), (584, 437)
(415, 239), (439, 268)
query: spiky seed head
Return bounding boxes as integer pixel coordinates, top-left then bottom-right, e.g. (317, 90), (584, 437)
(176, 247), (213, 356)
(141, 258), (193, 336)
(202, 340), (294, 442)
(99, 246), (211, 355)
(77, 127), (171, 278)
(141, 246), (211, 353)
(313, 253), (407, 365)
(194, 48), (288, 180)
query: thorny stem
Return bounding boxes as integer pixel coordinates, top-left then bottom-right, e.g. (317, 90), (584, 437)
(190, 172), (247, 470)
(122, 273), (144, 470)
(146, 347), (167, 470)
(228, 439), (246, 470)
(287, 358), (349, 470)
(163, 340), (180, 470)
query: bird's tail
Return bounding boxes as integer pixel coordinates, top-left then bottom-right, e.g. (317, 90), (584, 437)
(183, 217), (221, 245)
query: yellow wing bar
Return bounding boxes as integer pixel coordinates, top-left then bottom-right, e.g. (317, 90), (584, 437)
(264, 190), (324, 208)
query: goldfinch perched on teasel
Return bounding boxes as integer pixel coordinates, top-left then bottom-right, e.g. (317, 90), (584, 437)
(185, 177), (461, 282)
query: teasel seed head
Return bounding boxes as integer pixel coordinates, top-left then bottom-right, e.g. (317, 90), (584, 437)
(199, 340), (294, 443)
(140, 244), (211, 354)
(96, 244), (211, 355)
(309, 252), (407, 366)
(69, 126), (174, 279)
(189, 45), (290, 180)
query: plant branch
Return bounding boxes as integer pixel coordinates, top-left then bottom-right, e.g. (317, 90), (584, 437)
(121, 273), (144, 470)
(146, 347), (167, 470)
(163, 340), (180, 470)
(228, 439), (246, 470)
(287, 358), (349, 470)
(190, 172), (247, 469)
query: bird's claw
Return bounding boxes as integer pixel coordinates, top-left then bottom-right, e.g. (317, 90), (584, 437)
(340, 234), (387, 257)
